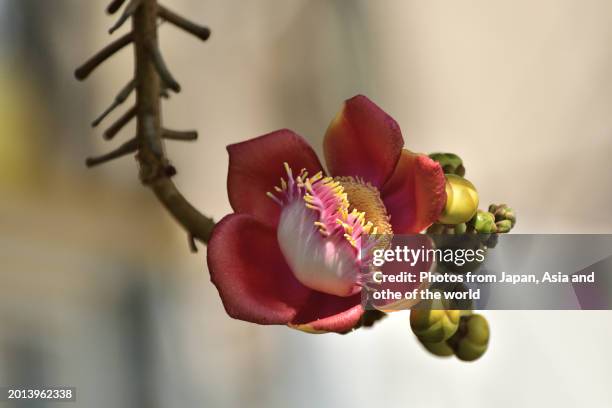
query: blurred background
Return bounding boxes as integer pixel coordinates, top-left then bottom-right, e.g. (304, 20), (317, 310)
(1, 0), (612, 407)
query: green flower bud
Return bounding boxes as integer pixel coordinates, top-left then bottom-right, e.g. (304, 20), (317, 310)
(429, 153), (466, 177)
(470, 210), (497, 234)
(488, 203), (516, 227)
(449, 314), (490, 362)
(410, 304), (461, 343)
(495, 219), (513, 233)
(420, 339), (454, 357)
(438, 175), (479, 225)
(429, 222), (469, 235)
(453, 223), (467, 234)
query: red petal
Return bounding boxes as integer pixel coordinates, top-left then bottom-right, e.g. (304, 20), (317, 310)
(227, 129), (325, 227)
(381, 150), (447, 233)
(290, 292), (363, 334)
(324, 95), (404, 187)
(207, 214), (312, 325)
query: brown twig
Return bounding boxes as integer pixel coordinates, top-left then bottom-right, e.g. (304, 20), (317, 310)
(162, 129), (198, 141)
(107, 0), (127, 14)
(131, 0), (214, 243)
(92, 79), (136, 127)
(188, 234), (198, 252)
(151, 178), (216, 244)
(77, 0), (214, 245)
(158, 5), (211, 41)
(75, 32), (133, 80)
(86, 137), (138, 167)
(109, 0), (142, 34)
(104, 105), (137, 140)
(146, 40), (181, 92)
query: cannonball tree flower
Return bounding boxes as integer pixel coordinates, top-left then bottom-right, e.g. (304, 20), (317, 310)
(207, 95), (447, 334)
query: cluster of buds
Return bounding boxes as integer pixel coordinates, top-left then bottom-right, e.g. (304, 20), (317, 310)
(427, 153), (516, 245)
(411, 305), (490, 362)
(428, 153), (465, 177)
(487, 204), (517, 233)
(408, 152), (515, 361)
(429, 205), (516, 250)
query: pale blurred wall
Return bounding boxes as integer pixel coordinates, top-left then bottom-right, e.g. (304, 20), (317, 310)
(1, 0), (612, 407)
(159, 0), (612, 235)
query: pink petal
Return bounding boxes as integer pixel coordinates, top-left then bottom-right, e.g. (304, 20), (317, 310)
(323, 95), (404, 187)
(207, 214), (312, 325)
(290, 292), (364, 334)
(381, 150), (447, 233)
(227, 129), (325, 227)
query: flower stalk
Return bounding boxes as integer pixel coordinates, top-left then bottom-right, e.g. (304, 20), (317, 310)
(75, 0), (215, 248)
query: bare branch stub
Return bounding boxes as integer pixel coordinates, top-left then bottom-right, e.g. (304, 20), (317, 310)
(92, 79), (136, 127)
(188, 234), (198, 253)
(158, 5), (211, 42)
(75, 32), (133, 80)
(85, 137), (138, 167)
(146, 40), (181, 93)
(109, 0), (143, 34)
(163, 129), (198, 141)
(107, 0), (127, 14)
(77, 0), (215, 245)
(104, 105), (137, 140)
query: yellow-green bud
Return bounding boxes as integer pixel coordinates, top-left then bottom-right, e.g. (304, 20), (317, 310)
(438, 174), (479, 225)
(489, 203), (516, 227)
(453, 223), (467, 234)
(496, 219), (513, 233)
(451, 314), (490, 362)
(410, 305), (461, 343)
(429, 152), (466, 177)
(420, 339), (454, 357)
(471, 210), (496, 234)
